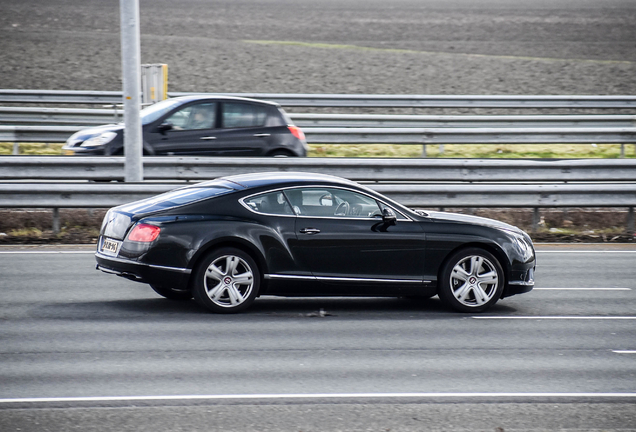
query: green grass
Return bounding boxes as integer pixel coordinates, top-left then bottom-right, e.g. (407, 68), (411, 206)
(309, 143), (636, 158)
(8, 227), (44, 237)
(3, 142), (635, 159)
(0, 143), (65, 155)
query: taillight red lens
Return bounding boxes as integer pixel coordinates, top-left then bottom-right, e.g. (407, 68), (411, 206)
(128, 223), (161, 242)
(288, 125), (305, 140)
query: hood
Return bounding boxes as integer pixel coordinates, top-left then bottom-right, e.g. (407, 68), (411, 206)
(426, 210), (523, 234)
(67, 123), (124, 142)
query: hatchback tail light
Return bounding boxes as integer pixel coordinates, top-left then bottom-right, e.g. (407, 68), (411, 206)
(128, 223), (161, 242)
(288, 125), (306, 140)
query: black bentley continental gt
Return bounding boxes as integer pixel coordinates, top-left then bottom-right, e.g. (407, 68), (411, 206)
(96, 173), (535, 313)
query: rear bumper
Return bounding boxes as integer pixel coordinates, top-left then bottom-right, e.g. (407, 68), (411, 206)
(95, 252), (191, 288)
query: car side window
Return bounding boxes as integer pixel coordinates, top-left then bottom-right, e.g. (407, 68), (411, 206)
(243, 191), (294, 216)
(222, 103), (268, 128)
(284, 187), (385, 218)
(165, 103), (216, 130)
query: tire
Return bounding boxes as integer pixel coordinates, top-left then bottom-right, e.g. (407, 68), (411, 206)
(150, 285), (193, 300)
(438, 247), (504, 313)
(268, 150), (294, 157)
(192, 247), (260, 313)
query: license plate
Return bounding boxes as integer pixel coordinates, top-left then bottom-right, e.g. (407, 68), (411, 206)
(100, 238), (121, 256)
(64, 150), (75, 155)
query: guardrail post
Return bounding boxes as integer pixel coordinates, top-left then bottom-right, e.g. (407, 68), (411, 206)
(627, 207), (635, 235)
(12, 143), (19, 155)
(52, 208), (60, 234)
(421, 144), (427, 158)
(532, 208), (540, 233)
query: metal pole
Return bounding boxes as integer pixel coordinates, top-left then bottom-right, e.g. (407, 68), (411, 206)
(532, 208), (540, 233)
(52, 208), (60, 234)
(120, 0), (143, 182)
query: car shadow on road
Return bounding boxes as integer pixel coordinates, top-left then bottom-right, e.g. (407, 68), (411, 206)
(27, 295), (520, 321)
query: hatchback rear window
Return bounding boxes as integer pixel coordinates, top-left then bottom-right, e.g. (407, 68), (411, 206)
(222, 102), (268, 128)
(118, 186), (235, 214)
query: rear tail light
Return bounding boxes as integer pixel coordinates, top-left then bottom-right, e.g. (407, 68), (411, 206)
(288, 125), (306, 140)
(128, 223), (161, 242)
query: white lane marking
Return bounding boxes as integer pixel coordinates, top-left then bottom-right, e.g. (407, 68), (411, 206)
(1, 250), (634, 255)
(473, 316), (636, 320)
(1, 393), (636, 404)
(537, 250), (636, 254)
(613, 350), (636, 354)
(534, 288), (631, 291)
(0, 251), (94, 254)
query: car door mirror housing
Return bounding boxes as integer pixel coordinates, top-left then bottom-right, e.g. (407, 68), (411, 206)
(157, 122), (173, 133)
(382, 207), (397, 225)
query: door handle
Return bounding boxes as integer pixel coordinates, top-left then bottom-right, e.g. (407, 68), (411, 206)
(200, 136), (217, 140)
(253, 133), (271, 138)
(299, 228), (321, 235)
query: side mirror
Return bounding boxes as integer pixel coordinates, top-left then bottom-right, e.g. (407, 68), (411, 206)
(382, 207), (397, 225)
(157, 122), (173, 133)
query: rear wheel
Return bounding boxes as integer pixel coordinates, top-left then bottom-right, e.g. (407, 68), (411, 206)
(192, 248), (260, 313)
(150, 285), (192, 300)
(438, 248), (504, 313)
(268, 150), (294, 157)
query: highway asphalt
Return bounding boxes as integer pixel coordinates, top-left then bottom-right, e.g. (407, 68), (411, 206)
(0, 244), (635, 431)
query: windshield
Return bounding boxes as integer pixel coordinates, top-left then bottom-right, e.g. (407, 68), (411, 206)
(140, 98), (187, 125)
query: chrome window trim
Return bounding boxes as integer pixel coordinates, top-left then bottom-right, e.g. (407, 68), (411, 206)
(239, 188), (297, 218)
(239, 185), (414, 222)
(95, 252), (192, 274)
(266, 274), (430, 284)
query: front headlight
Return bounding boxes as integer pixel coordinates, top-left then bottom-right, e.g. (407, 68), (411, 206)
(512, 234), (534, 262)
(81, 132), (117, 147)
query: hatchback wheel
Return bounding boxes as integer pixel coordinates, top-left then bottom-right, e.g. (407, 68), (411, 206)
(150, 285), (192, 300)
(192, 248), (260, 313)
(438, 248), (504, 313)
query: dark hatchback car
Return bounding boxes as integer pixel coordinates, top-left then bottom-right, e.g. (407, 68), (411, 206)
(96, 172), (535, 313)
(63, 95), (308, 157)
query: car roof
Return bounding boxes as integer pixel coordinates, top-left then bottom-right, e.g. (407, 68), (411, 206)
(196, 172), (360, 190)
(168, 94), (281, 107)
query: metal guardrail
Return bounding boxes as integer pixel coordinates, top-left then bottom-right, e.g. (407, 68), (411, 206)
(2, 156), (636, 183)
(2, 124), (635, 145)
(0, 125), (83, 143)
(2, 89), (636, 109)
(293, 114), (636, 128)
(1, 182), (635, 209)
(0, 107), (120, 125)
(2, 107), (635, 128)
(302, 127), (636, 144)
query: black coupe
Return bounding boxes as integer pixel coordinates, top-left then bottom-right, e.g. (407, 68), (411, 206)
(96, 173), (535, 313)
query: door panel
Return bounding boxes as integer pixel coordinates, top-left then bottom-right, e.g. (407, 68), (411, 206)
(284, 187), (426, 284)
(292, 217), (426, 281)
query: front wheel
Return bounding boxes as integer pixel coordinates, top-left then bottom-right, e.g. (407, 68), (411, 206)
(438, 248), (504, 313)
(192, 248), (260, 313)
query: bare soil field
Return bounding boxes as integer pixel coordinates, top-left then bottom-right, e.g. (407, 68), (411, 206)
(1, 0), (635, 95)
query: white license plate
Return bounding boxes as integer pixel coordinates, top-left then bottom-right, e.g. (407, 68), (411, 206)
(100, 238), (121, 256)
